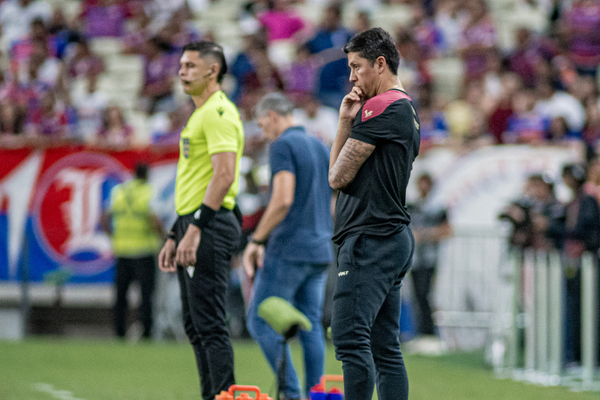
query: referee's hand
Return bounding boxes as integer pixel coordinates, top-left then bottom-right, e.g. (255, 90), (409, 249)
(242, 242), (264, 279)
(158, 239), (177, 273)
(175, 224), (201, 268)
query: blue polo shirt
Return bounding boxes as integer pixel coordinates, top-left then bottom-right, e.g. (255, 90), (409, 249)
(266, 126), (333, 263)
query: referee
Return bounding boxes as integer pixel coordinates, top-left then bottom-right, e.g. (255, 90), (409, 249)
(158, 41), (244, 400)
(329, 28), (420, 400)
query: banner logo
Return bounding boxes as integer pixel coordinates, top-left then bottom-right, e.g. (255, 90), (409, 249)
(31, 153), (130, 276)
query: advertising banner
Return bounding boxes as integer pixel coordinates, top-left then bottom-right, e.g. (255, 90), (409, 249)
(0, 146), (179, 283)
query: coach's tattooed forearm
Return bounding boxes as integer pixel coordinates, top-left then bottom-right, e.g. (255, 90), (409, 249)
(329, 138), (375, 190)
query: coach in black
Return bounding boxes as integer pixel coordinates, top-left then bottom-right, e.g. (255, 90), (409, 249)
(329, 28), (420, 400)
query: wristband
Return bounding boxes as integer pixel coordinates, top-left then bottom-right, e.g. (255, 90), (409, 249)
(192, 204), (217, 229)
(250, 235), (268, 246)
(166, 231), (176, 241)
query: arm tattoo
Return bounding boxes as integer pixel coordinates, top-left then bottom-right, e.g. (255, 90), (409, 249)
(329, 138), (375, 190)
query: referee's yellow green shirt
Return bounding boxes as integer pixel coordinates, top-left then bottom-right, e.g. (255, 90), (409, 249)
(175, 90), (244, 215)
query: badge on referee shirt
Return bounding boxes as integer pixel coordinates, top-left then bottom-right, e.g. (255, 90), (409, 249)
(182, 138), (190, 159)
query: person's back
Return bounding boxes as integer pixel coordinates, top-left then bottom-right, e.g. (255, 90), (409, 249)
(110, 179), (159, 257)
(243, 93), (333, 400)
(103, 162), (162, 340)
(267, 126), (332, 263)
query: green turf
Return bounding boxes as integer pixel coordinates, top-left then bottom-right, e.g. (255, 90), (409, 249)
(0, 338), (598, 400)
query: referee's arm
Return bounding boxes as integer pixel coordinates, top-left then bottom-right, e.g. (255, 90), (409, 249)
(203, 152), (237, 209)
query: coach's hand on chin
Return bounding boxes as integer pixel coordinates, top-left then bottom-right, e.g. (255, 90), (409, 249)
(339, 86), (364, 121)
(175, 224), (201, 267)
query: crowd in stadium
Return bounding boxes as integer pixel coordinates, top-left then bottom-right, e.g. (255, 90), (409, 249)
(0, 0), (597, 155)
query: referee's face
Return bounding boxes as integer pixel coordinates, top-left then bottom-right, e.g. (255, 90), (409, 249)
(179, 51), (212, 96)
(348, 51), (378, 100)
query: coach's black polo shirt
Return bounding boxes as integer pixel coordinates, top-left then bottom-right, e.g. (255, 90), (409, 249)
(332, 89), (420, 245)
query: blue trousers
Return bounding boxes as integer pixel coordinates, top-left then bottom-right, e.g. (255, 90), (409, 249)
(332, 227), (414, 400)
(247, 257), (328, 399)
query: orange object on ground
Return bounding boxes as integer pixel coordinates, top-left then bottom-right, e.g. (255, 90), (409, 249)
(216, 391), (234, 400)
(224, 384), (272, 400)
(319, 375), (344, 392)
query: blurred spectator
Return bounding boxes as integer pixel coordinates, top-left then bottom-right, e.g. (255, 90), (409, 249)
(81, 0), (133, 38)
(257, 0), (306, 43)
(284, 43), (318, 96)
(96, 104), (134, 147)
(305, 2), (354, 109)
(583, 156), (600, 203)
(143, 0), (189, 30)
(396, 28), (432, 108)
(0, 99), (25, 135)
(406, 173), (451, 340)
(156, 8), (201, 53)
(445, 80), (485, 142)
(121, 7), (151, 55)
(231, 33), (284, 111)
(411, 3), (443, 60)
(415, 88), (448, 151)
(534, 79), (585, 135)
(0, 0), (52, 51)
(354, 10), (371, 33)
(559, 0), (600, 77)
(150, 100), (194, 146)
(547, 163), (600, 364)
(457, 0), (496, 81)
(65, 38), (105, 79)
(292, 93), (338, 146)
(25, 39), (64, 90)
(488, 72), (522, 144)
(24, 89), (69, 138)
(570, 74), (599, 105)
(10, 17), (57, 62)
(547, 116), (579, 144)
(433, 0), (467, 55)
(507, 28), (559, 88)
(47, 8), (82, 59)
(499, 174), (560, 250)
(0, 64), (35, 113)
(503, 88), (548, 144)
(72, 73), (108, 142)
(139, 36), (176, 115)
(582, 100), (600, 151)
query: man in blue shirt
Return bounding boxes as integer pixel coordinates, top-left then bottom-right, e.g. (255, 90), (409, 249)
(243, 92), (333, 400)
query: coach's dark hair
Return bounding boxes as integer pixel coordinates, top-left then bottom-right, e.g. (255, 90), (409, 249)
(182, 41), (228, 84)
(343, 27), (399, 75)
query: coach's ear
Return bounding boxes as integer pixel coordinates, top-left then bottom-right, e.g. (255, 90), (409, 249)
(376, 55), (387, 75)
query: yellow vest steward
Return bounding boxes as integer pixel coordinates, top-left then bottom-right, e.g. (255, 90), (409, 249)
(110, 179), (159, 257)
(175, 90), (245, 215)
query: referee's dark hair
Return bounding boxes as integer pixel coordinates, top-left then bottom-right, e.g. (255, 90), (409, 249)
(182, 41), (228, 84)
(343, 27), (399, 75)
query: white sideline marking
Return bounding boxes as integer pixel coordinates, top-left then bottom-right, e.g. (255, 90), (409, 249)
(33, 383), (86, 400)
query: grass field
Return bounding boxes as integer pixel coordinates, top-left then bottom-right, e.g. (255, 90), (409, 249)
(1, 338), (599, 400)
